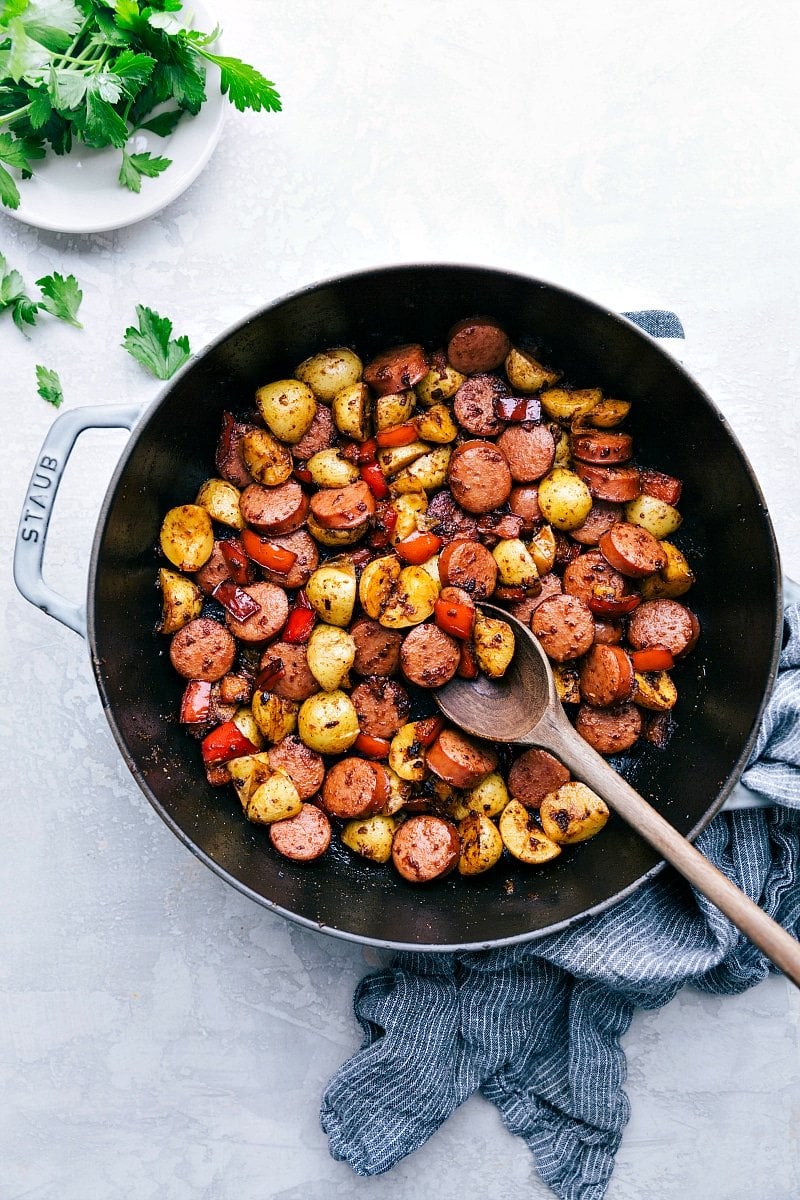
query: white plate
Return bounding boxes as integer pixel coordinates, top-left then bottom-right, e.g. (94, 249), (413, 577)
(3, 8), (225, 234)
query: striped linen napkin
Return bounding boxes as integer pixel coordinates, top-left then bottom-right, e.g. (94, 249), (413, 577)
(320, 314), (800, 1199)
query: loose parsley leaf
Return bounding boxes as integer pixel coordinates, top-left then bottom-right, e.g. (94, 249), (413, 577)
(35, 270), (83, 327)
(122, 304), (191, 380)
(36, 363), (64, 407)
(118, 148), (171, 193)
(193, 49), (282, 114)
(0, 251), (37, 325)
(136, 106), (182, 137)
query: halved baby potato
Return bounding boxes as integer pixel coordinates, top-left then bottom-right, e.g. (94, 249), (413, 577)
(391, 446), (452, 493)
(245, 769), (303, 825)
(159, 504), (214, 572)
(414, 404), (458, 444)
(624, 494), (682, 539)
(639, 540), (695, 599)
(195, 478), (244, 530)
(539, 782), (610, 845)
(306, 448), (360, 488)
(415, 359), (464, 406)
(255, 379), (317, 444)
(332, 381), (371, 441)
(388, 722), (429, 782)
(585, 397), (631, 428)
(473, 613), (515, 678)
(341, 814), (399, 863)
(241, 427), (293, 486)
(157, 567), (203, 633)
(464, 771), (509, 819)
(227, 751), (273, 806)
(306, 623), (356, 691)
(377, 440), (430, 477)
(231, 705), (264, 749)
(492, 538), (540, 589)
(539, 387), (602, 422)
(373, 390), (416, 431)
(390, 492), (429, 544)
(537, 468), (593, 531)
(633, 670), (678, 711)
(499, 799), (562, 864)
(294, 346), (363, 401)
(527, 524), (557, 575)
(552, 663), (581, 705)
(251, 691), (299, 744)
(379, 565), (439, 628)
(457, 813), (504, 875)
(305, 558), (357, 627)
(297, 689), (360, 755)
(306, 513), (367, 547)
(359, 555), (401, 620)
(504, 347), (560, 393)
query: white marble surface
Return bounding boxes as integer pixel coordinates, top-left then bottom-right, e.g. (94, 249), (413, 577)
(2, 2), (799, 1198)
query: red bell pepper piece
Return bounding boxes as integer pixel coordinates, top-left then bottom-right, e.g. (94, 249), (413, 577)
(255, 657), (286, 692)
(434, 596), (476, 640)
(219, 538), (255, 585)
(457, 640), (479, 680)
(240, 529), (298, 573)
(179, 679), (212, 725)
(212, 580), (261, 621)
(354, 732), (392, 759)
(493, 395), (543, 423)
(631, 645), (675, 671)
(413, 715), (444, 746)
(368, 501), (398, 548)
(587, 589), (641, 616)
(201, 720), (258, 766)
(395, 531), (442, 565)
(292, 466), (313, 484)
(375, 422), (418, 448)
(282, 604), (316, 644)
(359, 460), (389, 500)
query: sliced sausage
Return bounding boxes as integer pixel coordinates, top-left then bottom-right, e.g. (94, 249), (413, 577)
(363, 343), (429, 396)
(642, 710), (676, 749)
(505, 572), (563, 624)
(578, 644), (635, 707)
(531, 593), (595, 662)
(224, 582), (289, 643)
(350, 616), (403, 676)
(447, 440), (512, 514)
(321, 757), (389, 819)
(399, 624), (460, 688)
(261, 641), (318, 701)
(598, 523), (668, 578)
(453, 374), (507, 437)
(507, 748), (571, 809)
(593, 617), (624, 645)
(574, 462), (641, 502)
(569, 500), (622, 546)
(169, 617), (236, 681)
(627, 599), (700, 658)
(496, 424), (556, 482)
(267, 735), (325, 800)
(447, 317), (511, 374)
(194, 540), (234, 596)
(391, 815), (461, 883)
(438, 539), (498, 599)
(239, 481), (309, 535)
(350, 677), (411, 738)
(215, 412), (255, 489)
(575, 702), (642, 755)
(425, 728), (498, 789)
(509, 484), (542, 531)
(639, 467), (682, 506)
(571, 430), (633, 464)
(476, 513), (524, 542)
(269, 803), (331, 861)
(291, 402), (336, 460)
(563, 549), (629, 606)
(309, 480), (376, 530)
(425, 490), (479, 540)
(259, 529), (319, 588)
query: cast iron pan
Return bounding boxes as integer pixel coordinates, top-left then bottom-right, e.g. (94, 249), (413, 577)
(15, 265), (783, 949)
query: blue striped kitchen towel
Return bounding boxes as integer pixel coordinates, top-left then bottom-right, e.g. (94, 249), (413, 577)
(320, 312), (800, 1199)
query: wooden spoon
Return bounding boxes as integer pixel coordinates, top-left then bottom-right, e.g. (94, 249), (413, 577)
(435, 603), (800, 987)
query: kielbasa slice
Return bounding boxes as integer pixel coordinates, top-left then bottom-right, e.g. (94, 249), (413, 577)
(169, 617), (236, 681)
(509, 484), (542, 531)
(215, 412), (255, 489)
(447, 440), (512, 514)
(194, 540), (235, 596)
(425, 490), (479, 540)
(259, 529), (319, 588)
(391, 815), (461, 883)
(425, 728), (498, 789)
(575, 702), (642, 755)
(261, 641), (319, 701)
(453, 374), (508, 437)
(239, 481), (309, 535)
(267, 735), (325, 800)
(505, 572), (563, 624)
(574, 462), (642, 502)
(639, 467), (682, 506)
(593, 617), (624, 645)
(269, 803), (331, 861)
(438, 539), (498, 599)
(476, 513), (524, 542)
(225, 582), (289, 643)
(363, 343), (429, 396)
(399, 624), (461, 689)
(569, 500), (622, 546)
(290, 402), (336, 460)
(321, 757), (389, 818)
(570, 430), (633, 464)
(350, 677), (411, 738)
(578, 644), (635, 707)
(598, 523), (668, 578)
(496, 424), (556, 482)
(627, 599), (700, 657)
(531, 593), (595, 662)
(309, 480), (376, 530)
(563, 549), (629, 605)
(350, 616), (403, 676)
(446, 317), (511, 374)
(507, 748), (571, 809)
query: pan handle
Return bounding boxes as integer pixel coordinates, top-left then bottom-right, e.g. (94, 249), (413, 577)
(13, 403), (145, 640)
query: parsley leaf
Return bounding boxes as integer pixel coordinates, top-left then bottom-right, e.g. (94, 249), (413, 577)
(136, 106), (182, 137)
(122, 304), (191, 380)
(35, 363), (64, 407)
(0, 250), (38, 327)
(193, 48), (282, 114)
(35, 270), (83, 327)
(118, 147), (171, 192)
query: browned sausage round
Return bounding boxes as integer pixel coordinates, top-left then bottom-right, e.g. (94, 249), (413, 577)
(496, 424), (556, 482)
(627, 599), (700, 657)
(215, 413), (255, 489)
(169, 617), (237, 681)
(452, 374), (507, 437)
(571, 430), (633, 464)
(224, 582), (289, 643)
(563, 549), (629, 605)
(261, 641), (319, 701)
(239, 481), (309, 535)
(309, 480), (376, 530)
(593, 617), (624, 645)
(399, 624), (461, 688)
(476, 513), (524, 542)
(438, 539), (498, 599)
(269, 803), (332, 861)
(569, 500), (622, 546)
(507, 748), (571, 808)
(575, 702), (642, 754)
(531, 593), (595, 662)
(425, 490), (479, 540)
(579, 644), (635, 706)
(447, 440), (512, 514)
(350, 677), (411, 738)
(504, 572), (563, 625)
(363, 343), (429, 396)
(574, 462), (641, 502)
(509, 484), (542, 531)
(194, 540), (235, 595)
(321, 757), (389, 818)
(290, 402), (335, 460)
(259, 529), (319, 588)
(598, 523), (668, 578)
(639, 467), (682, 506)
(446, 317), (511, 374)
(391, 815), (461, 883)
(425, 728), (498, 788)
(267, 735), (325, 799)
(350, 616), (403, 676)
(438, 584), (476, 608)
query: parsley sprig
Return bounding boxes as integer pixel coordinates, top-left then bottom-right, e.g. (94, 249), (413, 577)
(1, 252), (83, 329)
(0, 1), (281, 208)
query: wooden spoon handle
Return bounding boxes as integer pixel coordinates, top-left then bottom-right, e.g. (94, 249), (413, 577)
(536, 710), (800, 988)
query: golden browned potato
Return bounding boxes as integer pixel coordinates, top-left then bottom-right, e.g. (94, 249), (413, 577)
(241, 427), (293, 486)
(251, 691), (299, 744)
(415, 404), (458, 444)
(473, 613), (515, 678)
(227, 751), (273, 806)
(195, 478), (244, 530)
(492, 538), (540, 589)
(294, 347), (363, 401)
(539, 387), (601, 422)
(332, 381), (371, 441)
(358, 555), (402, 620)
(504, 347), (560, 392)
(391, 446), (451, 493)
(245, 770), (303, 825)
(157, 567), (203, 633)
(527, 524), (557, 575)
(379, 565), (439, 628)
(539, 782), (610, 844)
(390, 492), (428, 543)
(255, 379), (317, 444)
(552, 428), (572, 468)
(306, 448), (360, 488)
(415, 360), (464, 406)
(306, 513), (367, 547)
(464, 771), (509, 818)
(499, 799), (562, 864)
(297, 690), (360, 754)
(231, 705), (264, 749)
(341, 815), (399, 863)
(537, 468), (593, 531)
(388, 722), (429, 782)
(624, 494), (683, 540)
(553, 663), (581, 705)
(373, 390), (416, 431)
(384, 765), (412, 813)
(377, 440), (430, 477)
(159, 504), (214, 572)
(585, 397), (631, 427)
(305, 558), (358, 626)
(639, 541), (695, 599)
(633, 670), (678, 711)
(306, 623), (356, 691)
(457, 813), (504, 875)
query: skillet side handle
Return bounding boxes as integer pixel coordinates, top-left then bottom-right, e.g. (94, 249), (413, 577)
(13, 404), (145, 640)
